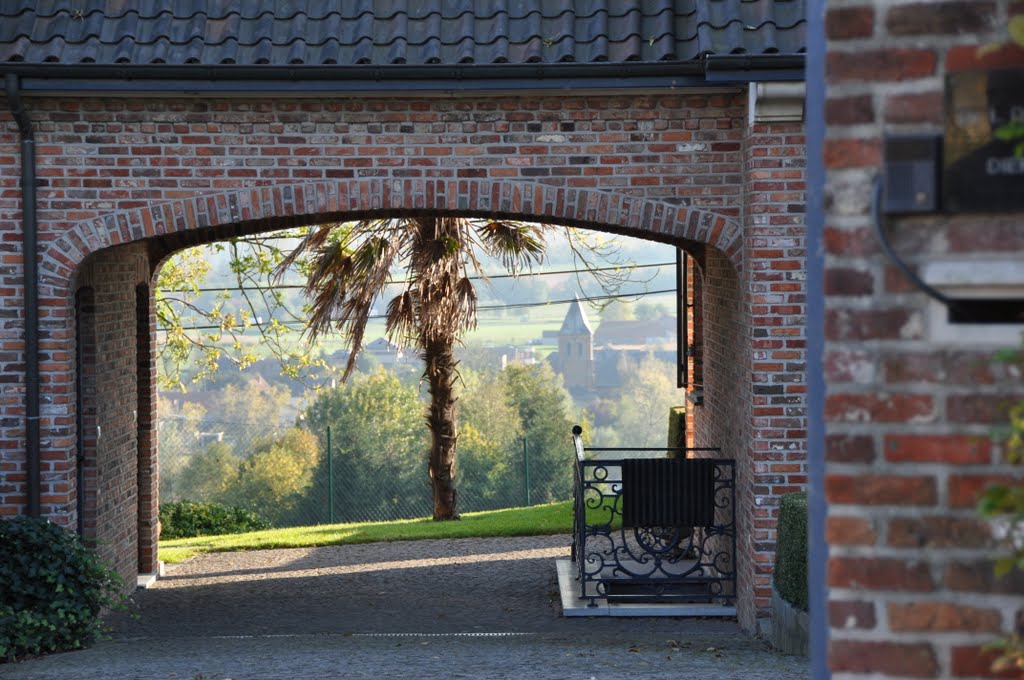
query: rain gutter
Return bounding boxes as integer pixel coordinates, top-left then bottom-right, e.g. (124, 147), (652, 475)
(702, 54), (805, 82)
(0, 56), (804, 95)
(3, 74), (40, 518)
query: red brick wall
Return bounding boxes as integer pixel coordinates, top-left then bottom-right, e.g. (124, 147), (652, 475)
(0, 91), (807, 625)
(824, 1), (1024, 675)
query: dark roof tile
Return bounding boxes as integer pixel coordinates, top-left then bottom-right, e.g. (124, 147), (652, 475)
(0, 1), (805, 66)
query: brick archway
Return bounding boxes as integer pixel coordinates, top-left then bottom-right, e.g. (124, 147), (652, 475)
(48, 179), (743, 292)
(61, 179), (746, 591)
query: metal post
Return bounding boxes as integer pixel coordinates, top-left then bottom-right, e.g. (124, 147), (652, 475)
(523, 437), (531, 507)
(327, 425), (335, 524)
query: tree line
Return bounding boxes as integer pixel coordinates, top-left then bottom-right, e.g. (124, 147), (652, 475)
(159, 362), (586, 527)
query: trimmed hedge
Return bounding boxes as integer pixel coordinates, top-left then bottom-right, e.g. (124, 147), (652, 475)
(0, 517), (124, 661)
(666, 406), (687, 457)
(159, 501), (270, 540)
(774, 492), (808, 611)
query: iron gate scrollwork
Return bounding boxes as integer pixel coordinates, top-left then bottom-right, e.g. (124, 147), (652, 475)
(570, 425), (736, 608)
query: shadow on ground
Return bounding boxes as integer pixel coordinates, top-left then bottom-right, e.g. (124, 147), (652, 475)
(5, 536), (810, 679)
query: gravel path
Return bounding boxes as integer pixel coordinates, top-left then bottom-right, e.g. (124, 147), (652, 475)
(3, 535), (809, 679)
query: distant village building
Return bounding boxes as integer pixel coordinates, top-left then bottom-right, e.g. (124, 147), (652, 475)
(457, 344), (536, 370)
(547, 299), (675, 400)
(362, 337), (407, 369)
(328, 336), (409, 371)
(593, 315), (676, 347)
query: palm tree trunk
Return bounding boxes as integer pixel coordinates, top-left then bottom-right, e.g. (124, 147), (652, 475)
(423, 335), (459, 520)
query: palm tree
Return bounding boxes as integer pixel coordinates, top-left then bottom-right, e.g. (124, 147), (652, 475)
(279, 216), (547, 520)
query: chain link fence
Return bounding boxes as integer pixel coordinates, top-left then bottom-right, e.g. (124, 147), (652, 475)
(158, 417), (573, 528)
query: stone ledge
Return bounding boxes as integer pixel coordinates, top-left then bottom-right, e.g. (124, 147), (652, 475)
(136, 560), (165, 589)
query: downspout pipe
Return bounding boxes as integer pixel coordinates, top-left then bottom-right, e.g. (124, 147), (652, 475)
(4, 74), (40, 518)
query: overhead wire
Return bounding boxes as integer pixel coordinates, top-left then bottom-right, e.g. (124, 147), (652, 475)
(159, 261), (674, 293)
(159, 288), (677, 332)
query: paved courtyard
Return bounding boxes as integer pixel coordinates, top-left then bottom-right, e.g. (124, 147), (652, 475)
(4, 535), (809, 679)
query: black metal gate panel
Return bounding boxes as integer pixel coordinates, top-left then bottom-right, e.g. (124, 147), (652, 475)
(570, 427), (736, 608)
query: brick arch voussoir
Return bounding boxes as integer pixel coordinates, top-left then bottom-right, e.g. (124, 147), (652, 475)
(50, 180), (743, 284)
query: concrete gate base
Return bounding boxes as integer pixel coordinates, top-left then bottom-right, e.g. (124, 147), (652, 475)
(555, 559), (738, 618)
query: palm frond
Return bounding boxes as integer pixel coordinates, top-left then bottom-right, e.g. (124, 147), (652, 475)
(453, 276), (478, 332)
(475, 220), (546, 275)
(303, 244), (352, 340)
(273, 223), (335, 279)
(384, 290), (419, 346)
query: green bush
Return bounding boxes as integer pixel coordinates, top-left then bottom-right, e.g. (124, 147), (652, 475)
(666, 406), (687, 456)
(774, 491), (808, 611)
(159, 500), (270, 539)
(0, 517), (124, 661)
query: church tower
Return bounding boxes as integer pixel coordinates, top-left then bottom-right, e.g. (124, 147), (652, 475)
(558, 295), (594, 394)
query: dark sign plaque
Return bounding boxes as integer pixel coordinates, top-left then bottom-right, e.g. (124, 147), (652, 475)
(944, 45), (1024, 213)
(945, 69), (1024, 212)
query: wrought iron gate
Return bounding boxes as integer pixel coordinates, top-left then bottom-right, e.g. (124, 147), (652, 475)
(570, 426), (736, 607)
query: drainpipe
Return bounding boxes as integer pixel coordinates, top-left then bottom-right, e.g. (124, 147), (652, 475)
(4, 74), (40, 518)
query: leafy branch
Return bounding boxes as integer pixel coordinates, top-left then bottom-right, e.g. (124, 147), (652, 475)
(155, 228), (331, 391)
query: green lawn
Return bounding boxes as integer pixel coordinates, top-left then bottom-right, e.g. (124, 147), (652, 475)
(159, 501), (573, 564)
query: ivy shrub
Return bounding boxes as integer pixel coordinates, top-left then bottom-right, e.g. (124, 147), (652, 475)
(159, 500), (270, 540)
(773, 491), (808, 611)
(0, 517), (124, 662)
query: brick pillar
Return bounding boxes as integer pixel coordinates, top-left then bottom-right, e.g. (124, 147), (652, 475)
(685, 251), (703, 449)
(692, 247), (753, 627)
(72, 244), (149, 585)
(743, 119), (808, 628)
(136, 282), (159, 574)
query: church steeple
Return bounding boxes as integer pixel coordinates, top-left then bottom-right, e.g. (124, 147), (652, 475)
(560, 294), (593, 336)
(557, 294), (594, 394)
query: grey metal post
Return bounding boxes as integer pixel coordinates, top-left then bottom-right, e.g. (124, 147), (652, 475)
(327, 425), (335, 524)
(523, 437), (531, 506)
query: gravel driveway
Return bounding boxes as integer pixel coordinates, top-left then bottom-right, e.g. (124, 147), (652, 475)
(4, 535), (809, 679)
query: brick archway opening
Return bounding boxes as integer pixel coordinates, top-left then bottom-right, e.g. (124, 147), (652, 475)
(64, 185), (764, 620)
